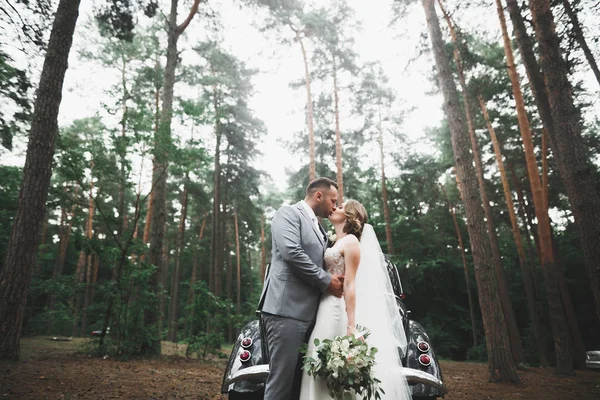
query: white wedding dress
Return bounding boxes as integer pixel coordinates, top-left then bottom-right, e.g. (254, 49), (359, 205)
(299, 225), (412, 400)
(299, 245), (350, 400)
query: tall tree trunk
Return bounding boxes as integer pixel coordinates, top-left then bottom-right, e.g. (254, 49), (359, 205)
(51, 186), (78, 308)
(90, 253), (100, 305)
(0, 0), (81, 361)
(185, 215), (207, 338)
(295, 29), (316, 180)
(509, 164), (542, 264)
(234, 209), (241, 315)
(561, 0), (600, 86)
(218, 197), (227, 299)
(81, 182), (96, 335)
(158, 236), (169, 339)
(332, 55), (344, 202)
(168, 179), (189, 343)
(210, 77), (222, 296)
(541, 130), (549, 212)
(496, 0), (573, 374)
(421, 0), (519, 382)
(377, 109), (394, 255)
(81, 252), (93, 334)
(118, 55), (128, 237)
(440, 183), (478, 348)
(140, 80), (161, 263)
(438, 1), (523, 363)
(551, 231), (587, 368)
(35, 212), (50, 275)
(480, 96), (549, 367)
(145, 0), (201, 355)
(73, 170), (95, 336)
(226, 238), (233, 342)
(260, 215), (267, 282)
(528, 0), (600, 329)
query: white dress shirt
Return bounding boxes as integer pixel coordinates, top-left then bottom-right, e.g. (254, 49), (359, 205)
(300, 200), (322, 237)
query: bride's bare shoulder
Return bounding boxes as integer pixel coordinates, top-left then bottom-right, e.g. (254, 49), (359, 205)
(339, 234), (360, 255)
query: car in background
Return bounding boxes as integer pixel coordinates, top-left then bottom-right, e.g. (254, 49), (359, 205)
(221, 257), (448, 400)
(586, 350), (600, 370)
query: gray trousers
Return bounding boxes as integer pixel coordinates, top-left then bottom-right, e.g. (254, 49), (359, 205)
(262, 312), (313, 400)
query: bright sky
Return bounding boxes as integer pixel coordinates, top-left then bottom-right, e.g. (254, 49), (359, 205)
(1, 0), (598, 194)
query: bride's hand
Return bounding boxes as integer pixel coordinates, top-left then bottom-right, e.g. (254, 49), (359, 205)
(348, 325), (365, 342)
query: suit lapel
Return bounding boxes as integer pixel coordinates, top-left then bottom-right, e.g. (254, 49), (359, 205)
(296, 202), (325, 246)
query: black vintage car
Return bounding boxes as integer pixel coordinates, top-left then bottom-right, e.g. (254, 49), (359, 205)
(222, 258), (447, 399)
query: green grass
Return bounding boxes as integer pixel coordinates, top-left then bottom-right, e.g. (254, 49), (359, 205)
(19, 336), (234, 360)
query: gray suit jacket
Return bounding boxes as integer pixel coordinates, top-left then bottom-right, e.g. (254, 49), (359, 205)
(259, 202), (331, 322)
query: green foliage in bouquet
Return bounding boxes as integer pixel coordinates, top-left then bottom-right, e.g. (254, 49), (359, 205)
(300, 326), (384, 400)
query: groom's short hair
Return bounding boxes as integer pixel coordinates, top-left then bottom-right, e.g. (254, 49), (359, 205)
(306, 177), (338, 197)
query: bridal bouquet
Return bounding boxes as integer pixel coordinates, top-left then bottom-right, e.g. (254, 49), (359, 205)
(301, 327), (384, 400)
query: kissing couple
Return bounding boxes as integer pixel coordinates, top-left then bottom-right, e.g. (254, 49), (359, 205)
(258, 177), (411, 400)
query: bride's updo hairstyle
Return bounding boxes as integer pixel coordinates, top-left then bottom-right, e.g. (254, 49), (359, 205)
(343, 200), (368, 241)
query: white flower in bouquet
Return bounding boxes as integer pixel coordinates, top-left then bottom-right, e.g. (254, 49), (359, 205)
(300, 326), (384, 400)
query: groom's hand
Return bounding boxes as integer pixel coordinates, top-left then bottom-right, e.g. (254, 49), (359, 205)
(327, 275), (344, 298)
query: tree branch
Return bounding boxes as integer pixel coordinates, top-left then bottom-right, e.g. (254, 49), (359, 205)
(176, 0), (202, 36)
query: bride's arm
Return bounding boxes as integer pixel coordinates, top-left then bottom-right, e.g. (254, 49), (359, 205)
(342, 235), (361, 337)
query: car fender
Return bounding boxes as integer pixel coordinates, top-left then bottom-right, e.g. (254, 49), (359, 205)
(405, 320), (445, 398)
(221, 319), (267, 394)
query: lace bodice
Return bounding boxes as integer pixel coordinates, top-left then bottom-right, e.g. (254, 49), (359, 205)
(324, 246), (345, 276)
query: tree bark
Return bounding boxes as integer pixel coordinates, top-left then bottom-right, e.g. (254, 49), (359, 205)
(52, 186), (78, 291)
(158, 236), (169, 339)
(438, 0), (523, 363)
(496, 0), (573, 374)
(440, 183), (478, 348)
(0, 0), (81, 360)
(184, 215), (206, 338)
(140, 81), (161, 263)
(333, 55), (343, 202)
(378, 109), (394, 255)
(421, 0), (519, 382)
(81, 252), (93, 334)
(168, 179), (189, 343)
(118, 54), (129, 237)
(90, 253), (99, 305)
(226, 238), (233, 342)
(145, 0), (201, 355)
(561, 0), (600, 87)
(480, 97), (549, 367)
(528, 0), (600, 329)
(234, 209), (241, 314)
(73, 169), (95, 336)
(295, 29), (316, 181)
(210, 74), (222, 296)
(509, 164), (541, 263)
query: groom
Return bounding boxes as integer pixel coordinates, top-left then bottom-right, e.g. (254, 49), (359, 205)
(258, 177), (345, 400)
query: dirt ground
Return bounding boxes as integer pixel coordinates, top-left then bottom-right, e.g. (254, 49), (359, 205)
(1, 337), (599, 399)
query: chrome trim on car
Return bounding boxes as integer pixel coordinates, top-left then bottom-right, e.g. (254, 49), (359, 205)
(402, 369), (448, 394)
(225, 364), (447, 395)
(225, 364), (270, 385)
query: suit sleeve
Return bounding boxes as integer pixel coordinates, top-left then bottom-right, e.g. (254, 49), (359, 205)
(271, 206), (331, 293)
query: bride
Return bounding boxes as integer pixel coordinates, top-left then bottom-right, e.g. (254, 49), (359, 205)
(299, 200), (411, 400)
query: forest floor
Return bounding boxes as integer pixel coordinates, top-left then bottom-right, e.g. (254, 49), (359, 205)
(1, 337), (599, 399)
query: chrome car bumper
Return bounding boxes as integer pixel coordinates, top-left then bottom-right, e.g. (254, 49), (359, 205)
(225, 364), (448, 395)
(225, 364), (270, 385)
